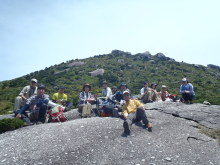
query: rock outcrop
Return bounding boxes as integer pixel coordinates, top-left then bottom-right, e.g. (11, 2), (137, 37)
(207, 64), (220, 71)
(89, 69), (104, 76)
(0, 102), (219, 165)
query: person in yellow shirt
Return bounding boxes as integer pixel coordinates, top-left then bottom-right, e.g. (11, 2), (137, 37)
(52, 86), (68, 106)
(122, 90), (152, 135)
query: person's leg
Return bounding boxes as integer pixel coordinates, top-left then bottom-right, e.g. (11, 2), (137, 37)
(135, 107), (152, 129)
(123, 113), (136, 134)
(38, 104), (47, 123)
(135, 107), (149, 124)
(14, 96), (26, 113)
(86, 103), (92, 116)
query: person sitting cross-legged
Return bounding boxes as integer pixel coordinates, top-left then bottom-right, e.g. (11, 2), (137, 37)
(122, 90), (152, 135)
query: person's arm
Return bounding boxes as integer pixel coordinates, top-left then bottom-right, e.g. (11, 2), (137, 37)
(106, 88), (113, 99)
(122, 107), (128, 119)
(52, 93), (57, 103)
(16, 104), (29, 117)
(179, 85), (185, 94)
(19, 86), (29, 101)
(63, 94), (68, 102)
(79, 92), (86, 103)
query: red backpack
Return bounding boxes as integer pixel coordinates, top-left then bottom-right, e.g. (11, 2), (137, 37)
(49, 106), (67, 122)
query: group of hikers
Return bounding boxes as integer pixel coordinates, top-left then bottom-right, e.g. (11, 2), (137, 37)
(14, 77), (195, 135)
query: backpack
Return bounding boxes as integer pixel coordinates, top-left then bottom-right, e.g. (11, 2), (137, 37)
(48, 106), (67, 122)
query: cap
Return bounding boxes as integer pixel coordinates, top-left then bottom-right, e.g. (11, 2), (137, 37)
(59, 86), (65, 89)
(31, 79), (38, 83)
(120, 82), (127, 87)
(162, 85), (167, 88)
(102, 81), (108, 84)
(38, 84), (46, 90)
(123, 90), (130, 95)
(182, 78), (187, 82)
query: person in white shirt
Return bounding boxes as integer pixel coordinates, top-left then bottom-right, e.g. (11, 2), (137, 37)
(14, 79), (38, 112)
(101, 81), (112, 100)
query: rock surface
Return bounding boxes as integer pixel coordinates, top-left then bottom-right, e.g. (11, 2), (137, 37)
(0, 102), (220, 165)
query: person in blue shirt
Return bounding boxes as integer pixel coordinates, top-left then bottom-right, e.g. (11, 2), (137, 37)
(15, 84), (49, 125)
(179, 78), (195, 104)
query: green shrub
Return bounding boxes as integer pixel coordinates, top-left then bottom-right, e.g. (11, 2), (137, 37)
(0, 118), (24, 134)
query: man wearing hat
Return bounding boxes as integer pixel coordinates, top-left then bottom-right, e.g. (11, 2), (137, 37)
(122, 90), (152, 135)
(14, 78), (38, 113)
(112, 82), (130, 103)
(179, 78), (195, 104)
(52, 86), (68, 106)
(15, 84), (49, 124)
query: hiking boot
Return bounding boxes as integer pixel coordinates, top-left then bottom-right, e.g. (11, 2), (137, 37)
(36, 121), (43, 125)
(123, 121), (131, 135)
(146, 123), (153, 132)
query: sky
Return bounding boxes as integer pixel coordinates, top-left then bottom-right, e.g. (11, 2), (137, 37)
(0, 0), (220, 81)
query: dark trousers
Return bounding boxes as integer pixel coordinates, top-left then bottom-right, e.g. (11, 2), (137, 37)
(125, 107), (149, 126)
(38, 104), (47, 123)
(182, 93), (193, 102)
(30, 104), (48, 123)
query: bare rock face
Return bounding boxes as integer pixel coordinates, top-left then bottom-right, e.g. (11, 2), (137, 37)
(67, 62), (85, 67)
(89, 69), (104, 76)
(0, 102), (219, 165)
(208, 64), (220, 71)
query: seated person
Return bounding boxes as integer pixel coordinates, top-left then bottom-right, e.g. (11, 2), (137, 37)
(78, 84), (96, 117)
(158, 85), (170, 101)
(112, 82), (130, 103)
(52, 86), (68, 106)
(101, 81), (112, 100)
(111, 86), (118, 95)
(179, 78), (195, 104)
(15, 84), (49, 125)
(150, 83), (161, 102)
(122, 90), (152, 135)
(14, 79), (38, 113)
(140, 81), (151, 103)
(141, 82), (161, 103)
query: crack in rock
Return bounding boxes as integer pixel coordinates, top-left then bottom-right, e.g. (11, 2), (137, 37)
(187, 136), (211, 142)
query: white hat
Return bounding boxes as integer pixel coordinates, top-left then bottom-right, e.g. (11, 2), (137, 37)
(31, 79), (38, 83)
(162, 85), (167, 88)
(182, 78), (187, 82)
(123, 90), (130, 95)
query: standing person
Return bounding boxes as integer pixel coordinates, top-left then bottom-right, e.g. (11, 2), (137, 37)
(78, 84), (96, 117)
(179, 78), (195, 104)
(52, 86), (68, 106)
(14, 79), (38, 113)
(101, 81), (112, 100)
(122, 90), (152, 135)
(15, 84), (49, 125)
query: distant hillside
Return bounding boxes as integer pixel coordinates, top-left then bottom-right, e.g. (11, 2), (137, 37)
(0, 50), (220, 114)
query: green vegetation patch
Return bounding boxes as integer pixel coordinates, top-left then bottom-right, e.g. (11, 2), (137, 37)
(0, 118), (24, 134)
(198, 125), (220, 144)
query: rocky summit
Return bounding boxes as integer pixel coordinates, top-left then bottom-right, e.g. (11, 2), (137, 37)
(0, 102), (219, 165)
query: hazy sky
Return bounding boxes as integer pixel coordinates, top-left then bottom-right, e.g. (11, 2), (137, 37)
(0, 0), (219, 81)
